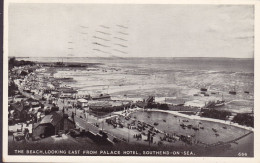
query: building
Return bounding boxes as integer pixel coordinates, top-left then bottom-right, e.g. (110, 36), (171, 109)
(146, 96), (155, 103)
(32, 111), (75, 139)
(9, 102), (28, 122)
(77, 99), (88, 108)
(91, 93), (111, 100)
(136, 96), (155, 108)
(58, 87), (78, 99)
(88, 100), (131, 112)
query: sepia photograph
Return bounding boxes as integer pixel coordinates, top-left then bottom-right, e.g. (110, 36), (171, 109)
(2, 0), (259, 162)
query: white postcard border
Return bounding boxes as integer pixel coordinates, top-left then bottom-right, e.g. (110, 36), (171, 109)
(3, 0), (260, 162)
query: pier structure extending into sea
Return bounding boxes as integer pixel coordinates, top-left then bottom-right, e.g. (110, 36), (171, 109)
(204, 131), (253, 148)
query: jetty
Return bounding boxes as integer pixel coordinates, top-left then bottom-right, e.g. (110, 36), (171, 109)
(205, 131), (253, 148)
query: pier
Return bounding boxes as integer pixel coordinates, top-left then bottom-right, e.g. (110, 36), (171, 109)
(205, 131), (253, 148)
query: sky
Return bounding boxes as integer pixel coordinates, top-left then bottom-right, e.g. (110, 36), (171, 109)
(8, 4), (254, 58)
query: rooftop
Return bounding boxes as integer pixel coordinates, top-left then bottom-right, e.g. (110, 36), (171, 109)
(77, 99), (88, 103)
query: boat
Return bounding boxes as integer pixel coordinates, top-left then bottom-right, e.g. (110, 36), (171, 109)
(163, 119), (166, 122)
(214, 100), (225, 107)
(182, 120), (189, 122)
(205, 95), (225, 108)
(223, 126), (227, 129)
(201, 88), (207, 92)
(244, 91), (249, 94)
(180, 123), (186, 127)
(56, 77), (75, 82)
(187, 125), (192, 129)
(215, 133), (219, 136)
(91, 93), (111, 100)
(55, 61), (65, 67)
(229, 87), (237, 95)
(212, 128), (217, 132)
(154, 122), (159, 126)
(118, 123), (124, 128)
(192, 127), (199, 131)
(229, 91), (236, 95)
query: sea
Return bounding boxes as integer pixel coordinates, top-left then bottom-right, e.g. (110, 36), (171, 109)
(17, 57), (254, 113)
(17, 57), (254, 73)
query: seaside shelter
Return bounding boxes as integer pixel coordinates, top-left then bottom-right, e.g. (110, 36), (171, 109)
(77, 99), (88, 108)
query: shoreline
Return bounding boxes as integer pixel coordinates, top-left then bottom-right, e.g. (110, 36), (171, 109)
(25, 65), (255, 132)
(148, 109), (254, 132)
(8, 60), (254, 156)
(98, 107), (253, 132)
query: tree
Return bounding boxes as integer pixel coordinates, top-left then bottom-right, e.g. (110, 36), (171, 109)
(20, 71), (28, 76)
(8, 81), (18, 97)
(232, 113), (254, 127)
(158, 104), (169, 110)
(9, 57), (16, 69)
(201, 109), (231, 120)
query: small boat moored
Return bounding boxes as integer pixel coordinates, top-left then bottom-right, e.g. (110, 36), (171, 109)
(192, 127), (199, 131)
(187, 125), (192, 129)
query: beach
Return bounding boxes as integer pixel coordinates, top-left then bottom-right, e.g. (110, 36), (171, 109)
(8, 57), (254, 156)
